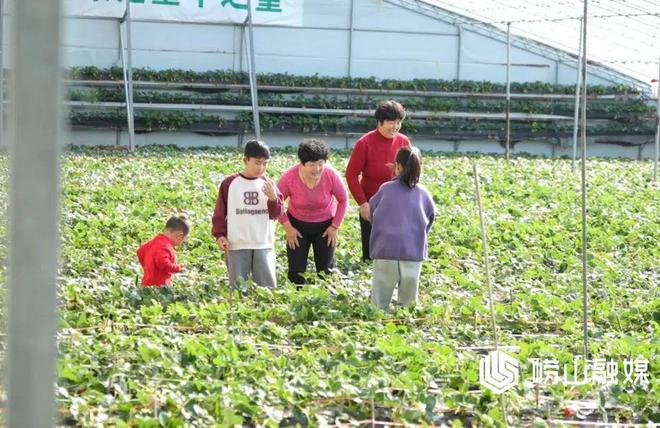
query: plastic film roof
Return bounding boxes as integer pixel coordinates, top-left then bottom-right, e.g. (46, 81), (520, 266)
(415, 0), (660, 88)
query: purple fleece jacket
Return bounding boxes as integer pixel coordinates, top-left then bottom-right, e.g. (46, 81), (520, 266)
(369, 177), (436, 261)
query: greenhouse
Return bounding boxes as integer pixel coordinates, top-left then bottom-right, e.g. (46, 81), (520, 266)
(0, 0), (658, 427)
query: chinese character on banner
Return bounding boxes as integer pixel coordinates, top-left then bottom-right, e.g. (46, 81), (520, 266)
(605, 360), (618, 386)
(543, 359), (560, 384)
(256, 0), (282, 12)
(152, 0), (179, 5)
(623, 358), (635, 385)
(588, 358), (607, 385)
(530, 359), (543, 384)
(220, 0), (247, 9)
(564, 356), (586, 386)
(633, 357), (650, 387)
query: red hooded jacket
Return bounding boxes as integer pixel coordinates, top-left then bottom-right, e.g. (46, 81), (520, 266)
(136, 234), (181, 286)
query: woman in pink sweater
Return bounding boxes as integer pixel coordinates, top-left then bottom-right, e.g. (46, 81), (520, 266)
(277, 139), (348, 285)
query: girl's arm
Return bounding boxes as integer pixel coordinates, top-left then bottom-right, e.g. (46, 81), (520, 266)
(368, 187), (384, 222)
(424, 190), (436, 233)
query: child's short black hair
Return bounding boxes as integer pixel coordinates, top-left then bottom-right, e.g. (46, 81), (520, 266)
(396, 146), (421, 189)
(375, 100), (406, 123)
(298, 139), (329, 164)
(244, 139), (270, 159)
(165, 216), (191, 235)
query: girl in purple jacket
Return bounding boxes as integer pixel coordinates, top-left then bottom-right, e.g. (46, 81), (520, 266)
(368, 146), (436, 310)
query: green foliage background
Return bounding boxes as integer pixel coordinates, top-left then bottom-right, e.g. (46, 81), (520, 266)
(0, 148), (657, 426)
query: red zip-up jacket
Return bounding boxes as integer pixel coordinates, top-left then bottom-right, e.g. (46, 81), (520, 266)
(136, 234), (182, 286)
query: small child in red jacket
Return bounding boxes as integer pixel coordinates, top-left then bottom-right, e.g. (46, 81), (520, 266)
(137, 216), (190, 287)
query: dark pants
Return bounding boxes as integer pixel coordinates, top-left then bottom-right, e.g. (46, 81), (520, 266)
(359, 215), (372, 261)
(287, 213), (335, 284)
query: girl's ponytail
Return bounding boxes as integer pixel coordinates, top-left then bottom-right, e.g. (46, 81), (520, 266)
(396, 146), (422, 188)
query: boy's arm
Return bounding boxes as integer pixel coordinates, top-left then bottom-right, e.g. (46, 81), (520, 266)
(211, 175), (235, 239)
(268, 178), (285, 221)
(345, 139), (368, 205)
(154, 247), (182, 274)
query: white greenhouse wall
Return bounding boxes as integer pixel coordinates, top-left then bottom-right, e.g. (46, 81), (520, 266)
(54, 0), (653, 155)
(61, 0), (638, 87)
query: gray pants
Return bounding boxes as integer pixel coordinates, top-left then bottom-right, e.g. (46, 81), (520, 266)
(371, 259), (422, 310)
(226, 248), (276, 289)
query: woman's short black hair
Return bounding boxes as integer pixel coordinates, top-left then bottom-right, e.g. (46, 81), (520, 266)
(244, 139), (270, 159)
(375, 100), (406, 123)
(298, 139), (329, 164)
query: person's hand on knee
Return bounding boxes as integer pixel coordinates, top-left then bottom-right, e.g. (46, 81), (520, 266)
(283, 222), (302, 249)
(322, 225), (338, 247)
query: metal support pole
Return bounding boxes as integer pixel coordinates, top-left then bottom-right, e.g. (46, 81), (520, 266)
(348, 0), (355, 77)
(245, 0), (261, 139)
(123, 4), (136, 151)
(473, 162), (510, 426)
(119, 20), (134, 151)
(654, 59), (659, 181)
(238, 23), (244, 72)
(7, 0), (62, 425)
(572, 17), (584, 172)
(580, 0), (589, 361)
(473, 163), (498, 349)
(505, 22), (511, 160)
(456, 25), (462, 81)
(0, 0), (4, 146)
(232, 25), (238, 70)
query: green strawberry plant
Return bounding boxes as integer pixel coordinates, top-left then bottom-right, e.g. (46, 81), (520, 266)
(0, 148), (656, 426)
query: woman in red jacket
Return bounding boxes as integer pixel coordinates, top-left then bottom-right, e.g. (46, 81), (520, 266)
(345, 100), (410, 261)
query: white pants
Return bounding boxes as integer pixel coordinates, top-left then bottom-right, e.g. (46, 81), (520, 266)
(371, 259), (422, 310)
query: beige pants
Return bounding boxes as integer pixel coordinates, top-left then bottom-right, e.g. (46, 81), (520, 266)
(371, 259), (422, 310)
